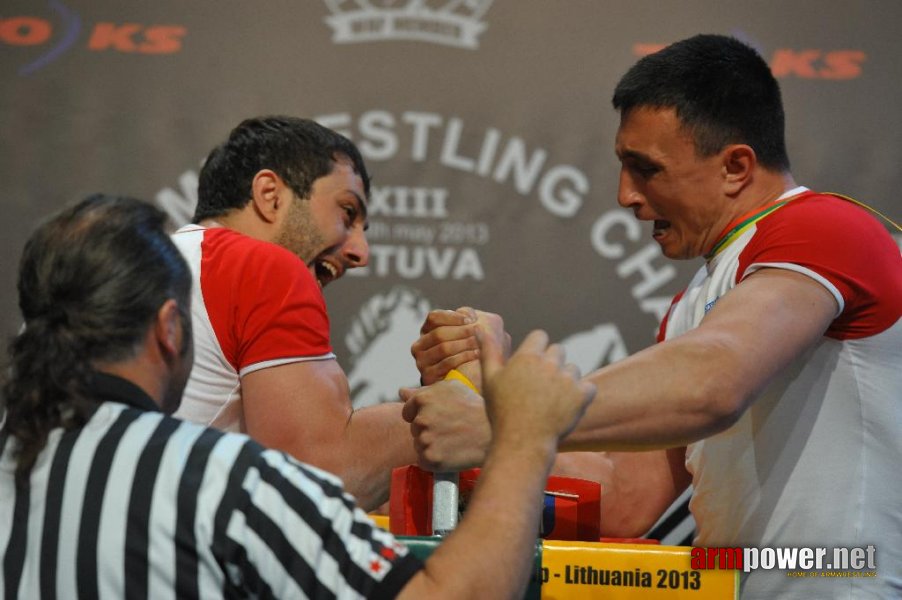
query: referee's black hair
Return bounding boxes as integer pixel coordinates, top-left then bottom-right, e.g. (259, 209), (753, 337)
(2, 194), (191, 482)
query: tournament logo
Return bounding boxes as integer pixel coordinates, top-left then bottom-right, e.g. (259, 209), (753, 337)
(345, 286), (431, 408)
(323, 0), (494, 49)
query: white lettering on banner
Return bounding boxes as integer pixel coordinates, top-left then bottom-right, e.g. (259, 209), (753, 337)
(441, 117), (476, 171)
(365, 221), (392, 241)
(591, 210), (640, 259)
(365, 218), (490, 245)
(346, 182), (487, 280)
(404, 111), (442, 160)
(368, 186), (449, 218)
(358, 110), (398, 160)
(350, 245), (485, 280)
(619, 244), (677, 299)
(539, 164), (589, 217)
(389, 223), (435, 245)
(489, 135), (545, 193)
(591, 208), (677, 323)
(155, 169), (198, 225)
(476, 127), (502, 175)
(316, 110), (589, 218)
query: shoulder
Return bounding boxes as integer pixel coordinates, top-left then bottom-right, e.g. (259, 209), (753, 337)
(742, 191), (901, 336)
(759, 192), (895, 240)
(197, 228), (319, 293)
(749, 191), (899, 264)
(204, 228), (305, 268)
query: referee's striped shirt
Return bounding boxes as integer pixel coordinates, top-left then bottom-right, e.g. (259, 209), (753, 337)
(0, 372), (422, 599)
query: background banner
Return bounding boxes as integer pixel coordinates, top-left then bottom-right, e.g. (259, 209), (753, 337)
(3, 0), (901, 543)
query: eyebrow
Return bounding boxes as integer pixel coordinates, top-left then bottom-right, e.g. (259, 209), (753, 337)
(617, 148), (655, 164)
(351, 191), (369, 230)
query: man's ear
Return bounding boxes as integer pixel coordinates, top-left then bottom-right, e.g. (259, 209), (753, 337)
(721, 144), (756, 195)
(250, 169), (286, 224)
(154, 299), (183, 360)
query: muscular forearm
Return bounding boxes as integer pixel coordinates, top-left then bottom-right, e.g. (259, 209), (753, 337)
(563, 334), (744, 452)
(565, 269), (837, 452)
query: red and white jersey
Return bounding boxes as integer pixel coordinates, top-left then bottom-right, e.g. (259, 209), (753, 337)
(171, 225), (334, 432)
(660, 188), (902, 597)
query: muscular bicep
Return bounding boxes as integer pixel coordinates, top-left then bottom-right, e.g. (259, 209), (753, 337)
(566, 267), (840, 452)
(241, 359), (353, 469)
(690, 267), (838, 412)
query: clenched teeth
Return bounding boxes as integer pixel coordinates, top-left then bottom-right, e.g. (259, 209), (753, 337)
(318, 261), (337, 278)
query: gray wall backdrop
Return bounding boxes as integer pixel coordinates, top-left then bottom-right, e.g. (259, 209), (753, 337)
(3, 2), (900, 414)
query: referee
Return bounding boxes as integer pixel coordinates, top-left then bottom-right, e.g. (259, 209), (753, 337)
(1, 194), (594, 598)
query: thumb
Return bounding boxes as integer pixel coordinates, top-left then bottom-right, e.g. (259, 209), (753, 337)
(477, 326), (505, 384)
(399, 387), (419, 423)
(511, 329), (550, 362)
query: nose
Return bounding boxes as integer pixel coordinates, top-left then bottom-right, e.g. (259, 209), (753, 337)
(617, 167), (643, 210)
(342, 224), (370, 268)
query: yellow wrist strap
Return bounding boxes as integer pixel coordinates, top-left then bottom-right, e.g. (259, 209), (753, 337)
(444, 369), (479, 393)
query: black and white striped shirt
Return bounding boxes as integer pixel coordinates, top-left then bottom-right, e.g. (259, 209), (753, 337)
(0, 373), (422, 599)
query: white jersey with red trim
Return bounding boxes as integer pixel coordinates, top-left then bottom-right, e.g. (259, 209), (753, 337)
(171, 225), (334, 433)
(660, 188), (902, 598)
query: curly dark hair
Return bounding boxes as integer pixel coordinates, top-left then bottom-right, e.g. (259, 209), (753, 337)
(194, 116), (371, 223)
(612, 34), (790, 172)
(1, 194), (191, 482)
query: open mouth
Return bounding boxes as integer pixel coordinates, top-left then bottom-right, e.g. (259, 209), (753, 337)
(652, 219), (672, 238)
(314, 259), (339, 288)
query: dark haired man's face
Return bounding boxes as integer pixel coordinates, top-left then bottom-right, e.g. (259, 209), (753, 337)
(274, 157), (369, 287)
(614, 107), (732, 260)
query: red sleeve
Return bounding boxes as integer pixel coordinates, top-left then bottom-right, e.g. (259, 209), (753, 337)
(737, 193), (902, 339)
(200, 229), (332, 371)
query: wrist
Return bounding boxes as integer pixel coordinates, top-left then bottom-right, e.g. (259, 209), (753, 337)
(444, 369), (479, 393)
(490, 428), (558, 461)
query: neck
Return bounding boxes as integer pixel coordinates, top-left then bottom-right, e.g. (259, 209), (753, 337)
(704, 171), (800, 260)
(93, 359), (166, 410)
(739, 170), (798, 213)
(200, 208), (276, 244)
(705, 171), (797, 258)
(714, 171), (796, 233)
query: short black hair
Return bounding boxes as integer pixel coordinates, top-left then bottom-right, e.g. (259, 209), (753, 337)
(612, 34), (790, 171)
(194, 116), (371, 223)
